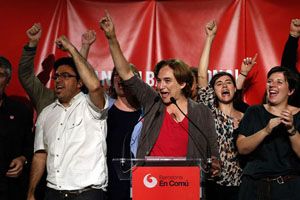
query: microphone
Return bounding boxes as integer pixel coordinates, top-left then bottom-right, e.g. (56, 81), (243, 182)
(170, 97), (212, 173)
(120, 95), (160, 165)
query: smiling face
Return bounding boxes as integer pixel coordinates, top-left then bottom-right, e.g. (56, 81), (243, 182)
(156, 65), (186, 104)
(213, 75), (236, 104)
(267, 72), (293, 106)
(54, 65), (82, 105)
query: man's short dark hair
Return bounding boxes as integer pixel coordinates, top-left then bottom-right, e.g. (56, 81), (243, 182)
(54, 57), (79, 79)
(54, 57), (89, 93)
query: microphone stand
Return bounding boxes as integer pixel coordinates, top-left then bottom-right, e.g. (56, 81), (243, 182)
(120, 95), (160, 166)
(170, 97), (212, 176)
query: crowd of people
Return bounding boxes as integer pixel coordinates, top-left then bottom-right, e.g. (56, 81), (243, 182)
(0, 11), (299, 200)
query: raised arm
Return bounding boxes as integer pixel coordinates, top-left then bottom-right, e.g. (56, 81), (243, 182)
(56, 36), (105, 109)
(18, 23), (55, 114)
(99, 11), (133, 81)
(281, 19), (300, 74)
(79, 30), (96, 59)
(236, 54), (257, 90)
(198, 21), (217, 88)
(27, 23), (42, 48)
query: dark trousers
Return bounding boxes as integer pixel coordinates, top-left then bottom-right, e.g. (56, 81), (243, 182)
(0, 175), (28, 200)
(205, 180), (239, 200)
(44, 187), (106, 200)
(239, 175), (300, 200)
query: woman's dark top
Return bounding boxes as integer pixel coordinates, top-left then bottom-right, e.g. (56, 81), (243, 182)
(106, 104), (140, 200)
(238, 105), (300, 179)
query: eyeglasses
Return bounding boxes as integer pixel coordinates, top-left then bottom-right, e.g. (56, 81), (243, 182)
(52, 72), (78, 80)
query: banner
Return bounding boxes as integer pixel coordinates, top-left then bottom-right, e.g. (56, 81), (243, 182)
(1, 0), (299, 105)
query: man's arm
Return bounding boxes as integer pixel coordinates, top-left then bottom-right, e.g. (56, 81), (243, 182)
(18, 23), (55, 114)
(198, 21), (217, 88)
(5, 156), (27, 178)
(281, 19), (300, 74)
(56, 36), (105, 109)
(27, 152), (47, 200)
(99, 11), (134, 81)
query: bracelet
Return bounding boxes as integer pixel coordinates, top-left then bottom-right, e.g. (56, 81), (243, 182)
(288, 128), (297, 136)
(240, 72), (247, 77)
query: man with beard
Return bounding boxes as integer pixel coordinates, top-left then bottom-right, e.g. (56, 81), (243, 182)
(27, 36), (108, 200)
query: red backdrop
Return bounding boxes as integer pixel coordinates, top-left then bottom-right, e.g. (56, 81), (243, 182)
(1, 0), (299, 105)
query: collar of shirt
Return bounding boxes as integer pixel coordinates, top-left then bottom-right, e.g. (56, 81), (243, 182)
(52, 92), (83, 109)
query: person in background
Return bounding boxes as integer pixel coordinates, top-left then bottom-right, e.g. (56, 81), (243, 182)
(0, 56), (33, 200)
(237, 66), (300, 200)
(27, 35), (108, 200)
(280, 18), (300, 108)
(18, 23), (96, 115)
(190, 67), (199, 101)
(106, 66), (142, 200)
(197, 21), (257, 200)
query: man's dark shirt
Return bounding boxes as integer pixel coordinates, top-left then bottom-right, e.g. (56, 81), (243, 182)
(0, 94), (33, 196)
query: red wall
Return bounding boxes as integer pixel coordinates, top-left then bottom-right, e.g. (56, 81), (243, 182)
(1, 0), (299, 105)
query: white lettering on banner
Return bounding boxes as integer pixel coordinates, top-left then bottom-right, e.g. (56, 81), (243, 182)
(100, 70), (112, 86)
(143, 174), (190, 188)
(145, 71), (155, 86)
(159, 175), (183, 180)
(98, 69), (239, 87)
(209, 69), (239, 81)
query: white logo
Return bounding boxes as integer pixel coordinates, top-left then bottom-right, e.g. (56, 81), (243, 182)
(143, 174), (158, 188)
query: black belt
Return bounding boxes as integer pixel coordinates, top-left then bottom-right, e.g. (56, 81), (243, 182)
(261, 175), (299, 184)
(48, 186), (95, 197)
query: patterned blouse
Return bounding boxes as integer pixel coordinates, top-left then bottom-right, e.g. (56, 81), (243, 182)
(197, 86), (242, 186)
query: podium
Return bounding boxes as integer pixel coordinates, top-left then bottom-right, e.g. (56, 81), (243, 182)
(112, 157), (202, 200)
